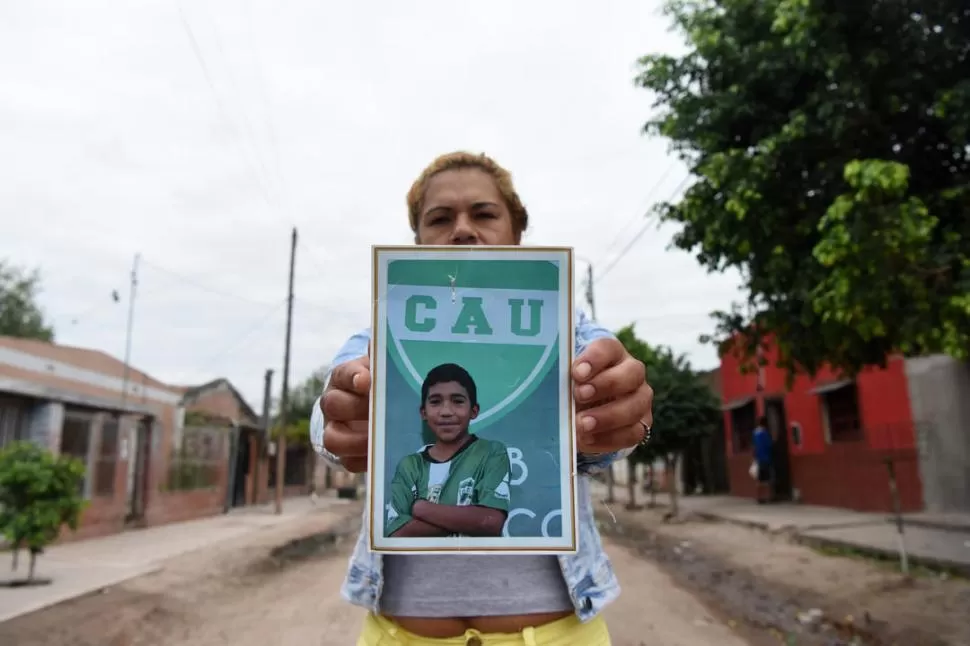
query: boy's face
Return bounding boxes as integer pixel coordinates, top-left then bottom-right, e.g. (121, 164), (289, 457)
(420, 381), (479, 444)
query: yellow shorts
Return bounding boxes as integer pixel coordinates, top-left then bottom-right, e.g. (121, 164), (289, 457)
(356, 612), (611, 645)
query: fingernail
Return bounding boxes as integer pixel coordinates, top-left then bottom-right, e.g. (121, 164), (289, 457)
(580, 415), (596, 432)
(352, 373), (360, 389)
(575, 362), (592, 379)
(577, 384), (595, 401)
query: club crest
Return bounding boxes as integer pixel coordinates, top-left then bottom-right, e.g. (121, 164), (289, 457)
(385, 258), (560, 432)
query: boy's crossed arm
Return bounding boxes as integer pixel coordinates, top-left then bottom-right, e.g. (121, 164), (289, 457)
(411, 443), (511, 537)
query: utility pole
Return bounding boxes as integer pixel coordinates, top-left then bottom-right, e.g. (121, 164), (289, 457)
(584, 263), (597, 322)
(275, 228), (297, 515)
(120, 253), (140, 407)
(256, 369), (273, 505)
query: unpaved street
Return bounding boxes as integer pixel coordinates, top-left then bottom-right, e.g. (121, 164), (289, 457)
(0, 503), (748, 646)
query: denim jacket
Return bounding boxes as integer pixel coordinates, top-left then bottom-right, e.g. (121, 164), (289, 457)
(310, 309), (633, 622)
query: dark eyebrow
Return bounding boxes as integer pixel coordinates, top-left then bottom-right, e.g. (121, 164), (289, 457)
(423, 201), (499, 218)
(423, 205), (451, 218)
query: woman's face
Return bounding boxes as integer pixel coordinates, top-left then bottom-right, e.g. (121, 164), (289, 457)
(415, 168), (520, 246)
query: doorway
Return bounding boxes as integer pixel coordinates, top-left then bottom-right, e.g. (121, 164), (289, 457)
(231, 429), (253, 508)
(764, 398), (793, 501)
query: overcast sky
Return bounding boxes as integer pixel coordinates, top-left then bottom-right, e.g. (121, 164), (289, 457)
(1, 0), (742, 409)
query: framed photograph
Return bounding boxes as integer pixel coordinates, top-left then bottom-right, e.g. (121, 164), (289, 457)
(367, 246), (577, 554)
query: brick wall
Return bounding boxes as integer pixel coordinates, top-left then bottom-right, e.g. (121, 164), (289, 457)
(727, 446), (923, 512)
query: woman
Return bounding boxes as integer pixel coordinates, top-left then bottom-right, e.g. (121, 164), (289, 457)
(314, 151), (654, 645)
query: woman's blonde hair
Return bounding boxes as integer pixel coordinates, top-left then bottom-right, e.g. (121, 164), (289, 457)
(406, 151), (529, 236)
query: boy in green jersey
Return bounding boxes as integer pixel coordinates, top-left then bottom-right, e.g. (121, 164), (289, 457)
(385, 363), (512, 538)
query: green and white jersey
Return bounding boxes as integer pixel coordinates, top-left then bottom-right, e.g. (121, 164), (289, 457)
(385, 435), (511, 537)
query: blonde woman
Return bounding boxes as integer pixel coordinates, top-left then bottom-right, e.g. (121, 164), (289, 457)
(313, 152), (654, 646)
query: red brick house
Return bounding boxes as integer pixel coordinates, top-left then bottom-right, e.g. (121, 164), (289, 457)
(0, 336), (299, 541)
(720, 340), (925, 512)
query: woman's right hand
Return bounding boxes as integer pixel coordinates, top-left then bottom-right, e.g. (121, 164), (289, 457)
(321, 356), (371, 473)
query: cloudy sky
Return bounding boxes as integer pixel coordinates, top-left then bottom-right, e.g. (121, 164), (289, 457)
(1, 0), (742, 408)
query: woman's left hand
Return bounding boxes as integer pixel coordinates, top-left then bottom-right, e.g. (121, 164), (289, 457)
(572, 337), (653, 454)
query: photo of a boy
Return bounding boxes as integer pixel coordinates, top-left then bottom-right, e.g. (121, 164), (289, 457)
(384, 363), (512, 538)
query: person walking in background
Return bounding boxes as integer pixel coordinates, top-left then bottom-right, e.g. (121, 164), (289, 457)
(753, 415), (773, 504)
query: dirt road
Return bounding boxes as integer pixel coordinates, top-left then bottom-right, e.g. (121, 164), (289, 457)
(0, 505), (748, 646)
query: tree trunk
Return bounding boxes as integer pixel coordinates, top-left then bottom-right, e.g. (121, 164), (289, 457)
(626, 458), (638, 508)
(605, 464), (615, 503)
(11, 547), (18, 572)
(667, 453), (680, 518)
(27, 550), (37, 582)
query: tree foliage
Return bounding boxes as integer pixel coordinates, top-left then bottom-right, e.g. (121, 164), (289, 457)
(0, 442), (87, 581)
(616, 325), (721, 463)
(636, 0), (970, 377)
(272, 368), (328, 446)
(0, 261), (55, 342)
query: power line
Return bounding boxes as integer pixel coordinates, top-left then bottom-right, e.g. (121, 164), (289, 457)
(595, 174), (693, 285)
(139, 258), (274, 307)
(597, 164), (677, 260)
(172, 298), (288, 383)
(176, 2), (277, 208)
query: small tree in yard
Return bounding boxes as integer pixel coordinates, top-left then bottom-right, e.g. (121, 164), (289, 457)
(617, 325), (721, 519)
(0, 442), (87, 585)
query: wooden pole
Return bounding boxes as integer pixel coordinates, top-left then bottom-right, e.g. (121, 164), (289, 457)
(275, 228), (297, 515)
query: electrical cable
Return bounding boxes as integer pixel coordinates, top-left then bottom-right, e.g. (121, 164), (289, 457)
(595, 174), (693, 285)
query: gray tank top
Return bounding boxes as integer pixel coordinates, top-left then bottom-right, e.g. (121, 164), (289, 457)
(380, 554), (573, 618)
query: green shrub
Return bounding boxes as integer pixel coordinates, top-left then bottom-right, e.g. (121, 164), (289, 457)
(0, 441), (87, 581)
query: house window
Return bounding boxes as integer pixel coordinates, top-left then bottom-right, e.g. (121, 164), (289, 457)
(61, 411), (95, 495)
(94, 415), (120, 497)
(0, 398), (30, 448)
(165, 427), (224, 491)
(820, 383), (863, 443)
(729, 400), (757, 453)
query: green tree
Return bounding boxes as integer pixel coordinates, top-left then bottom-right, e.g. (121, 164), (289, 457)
(272, 368), (328, 446)
(0, 261), (55, 341)
(616, 325), (721, 516)
(635, 0), (970, 377)
(0, 442), (87, 583)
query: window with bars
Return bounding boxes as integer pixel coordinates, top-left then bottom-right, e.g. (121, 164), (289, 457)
(0, 398), (30, 448)
(165, 427), (224, 491)
(821, 383), (863, 443)
(94, 415), (120, 497)
(60, 411), (94, 495)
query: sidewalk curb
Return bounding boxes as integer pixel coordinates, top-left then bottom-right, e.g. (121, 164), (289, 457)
(0, 500), (362, 625)
(598, 494), (969, 576)
(0, 564), (163, 624)
(796, 533), (970, 577)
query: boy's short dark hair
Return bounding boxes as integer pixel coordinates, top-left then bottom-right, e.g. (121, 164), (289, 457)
(758, 415), (768, 427)
(421, 363), (478, 408)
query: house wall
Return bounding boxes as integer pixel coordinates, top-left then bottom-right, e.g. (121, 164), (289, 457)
(720, 342), (923, 512)
(0, 339), (198, 540)
(185, 383), (243, 421)
(904, 355), (970, 513)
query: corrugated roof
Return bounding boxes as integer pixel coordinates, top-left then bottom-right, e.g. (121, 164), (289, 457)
(0, 335), (178, 394)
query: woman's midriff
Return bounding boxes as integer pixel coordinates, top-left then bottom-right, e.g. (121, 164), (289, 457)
(387, 610), (575, 638)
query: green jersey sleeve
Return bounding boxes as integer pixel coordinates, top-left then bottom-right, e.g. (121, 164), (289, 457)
(385, 455), (420, 537)
(473, 440), (512, 513)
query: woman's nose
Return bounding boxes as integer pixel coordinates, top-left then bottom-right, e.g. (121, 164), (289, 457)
(450, 213), (478, 245)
